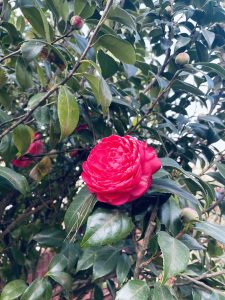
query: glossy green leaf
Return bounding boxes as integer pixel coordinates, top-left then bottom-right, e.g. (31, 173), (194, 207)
(27, 93), (47, 109)
(172, 80), (204, 96)
(74, 0), (96, 18)
(108, 7), (136, 30)
(152, 284), (175, 300)
(48, 272), (72, 290)
(81, 209), (134, 247)
(216, 163), (225, 180)
(76, 248), (96, 272)
(84, 73), (112, 116)
(96, 34), (136, 64)
(151, 178), (198, 205)
(21, 7), (53, 42)
(21, 278), (52, 300)
(93, 248), (119, 280)
(97, 50), (118, 78)
(0, 280), (27, 300)
(33, 228), (66, 247)
(115, 280), (151, 300)
(21, 40), (45, 62)
(13, 125), (34, 155)
(194, 63), (225, 79)
(202, 28), (215, 48)
(158, 231), (189, 284)
(0, 166), (29, 195)
(116, 254), (132, 285)
(64, 186), (96, 235)
(57, 86), (79, 140)
(175, 37), (190, 51)
(48, 254), (67, 273)
(15, 57), (33, 90)
(195, 221), (225, 244)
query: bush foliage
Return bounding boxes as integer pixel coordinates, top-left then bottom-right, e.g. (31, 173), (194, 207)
(1, 0), (225, 299)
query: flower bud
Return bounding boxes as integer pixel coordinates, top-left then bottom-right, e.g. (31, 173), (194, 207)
(175, 52), (190, 65)
(70, 16), (84, 30)
(69, 150), (78, 158)
(181, 207), (199, 223)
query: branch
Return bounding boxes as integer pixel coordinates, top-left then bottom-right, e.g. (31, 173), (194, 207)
(126, 71), (179, 135)
(133, 200), (159, 278)
(0, 199), (54, 239)
(0, 0), (114, 140)
(182, 274), (225, 295)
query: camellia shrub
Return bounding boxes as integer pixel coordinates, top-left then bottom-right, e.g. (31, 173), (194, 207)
(1, 0), (225, 299)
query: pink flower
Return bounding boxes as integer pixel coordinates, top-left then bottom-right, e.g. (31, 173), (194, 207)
(82, 135), (161, 206)
(12, 133), (44, 168)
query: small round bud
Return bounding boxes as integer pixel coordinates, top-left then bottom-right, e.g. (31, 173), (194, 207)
(181, 207), (199, 223)
(69, 150), (78, 158)
(175, 52), (190, 65)
(70, 15), (84, 30)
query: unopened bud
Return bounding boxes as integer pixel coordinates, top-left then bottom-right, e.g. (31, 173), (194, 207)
(175, 52), (190, 65)
(70, 16), (84, 30)
(181, 207), (199, 223)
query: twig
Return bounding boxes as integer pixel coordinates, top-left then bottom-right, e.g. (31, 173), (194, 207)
(0, 0), (114, 140)
(195, 270), (225, 281)
(126, 71), (179, 135)
(133, 200), (159, 278)
(182, 274), (225, 295)
(0, 49), (20, 64)
(0, 199), (54, 239)
(25, 147), (90, 158)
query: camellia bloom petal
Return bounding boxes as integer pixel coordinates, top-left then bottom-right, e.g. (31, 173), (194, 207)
(81, 135), (161, 206)
(12, 133), (44, 168)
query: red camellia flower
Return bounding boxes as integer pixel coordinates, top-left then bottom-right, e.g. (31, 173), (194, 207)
(82, 135), (161, 206)
(12, 133), (44, 168)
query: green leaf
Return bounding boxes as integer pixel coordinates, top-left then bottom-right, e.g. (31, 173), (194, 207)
(13, 125), (34, 155)
(179, 234), (205, 250)
(21, 278), (52, 300)
(202, 28), (215, 48)
(0, 68), (7, 88)
(195, 41), (209, 62)
(93, 248), (119, 280)
(64, 186), (96, 235)
(27, 93), (47, 109)
(33, 228), (65, 247)
(151, 178), (198, 205)
(98, 76), (113, 116)
(48, 254), (67, 273)
(0, 166), (30, 195)
(81, 208), (134, 247)
(15, 57), (33, 90)
(216, 163), (225, 180)
(115, 280), (151, 300)
(175, 37), (190, 51)
(21, 40), (45, 62)
(158, 231), (189, 284)
(47, 0), (69, 21)
(57, 86), (79, 140)
(116, 254), (132, 285)
(194, 63), (225, 80)
(172, 80), (204, 96)
(108, 7), (136, 30)
(195, 221), (225, 244)
(76, 248), (96, 272)
(97, 50), (118, 78)
(48, 272), (72, 290)
(96, 34), (136, 64)
(21, 7), (53, 42)
(0, 280), (27, 300)
(152, 284), (175, 300)
(74, 0), (96, 18)
(84, 74), (112, 116)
